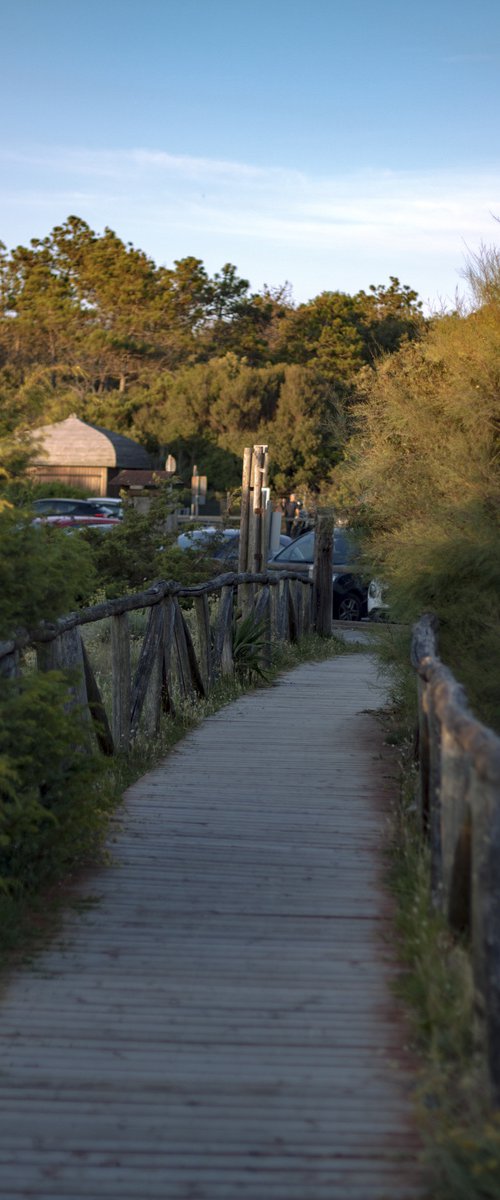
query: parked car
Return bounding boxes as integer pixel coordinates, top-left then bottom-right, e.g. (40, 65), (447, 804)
(268, 527), (367, 621)
(33, 515), (121, 533)
(177, 528), (292, 566)
(87, 497), (124, 518)
(367, 579), (389, 620)
(32, 497), (117, 518)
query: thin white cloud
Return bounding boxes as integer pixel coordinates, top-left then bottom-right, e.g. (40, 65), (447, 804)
(0, 144), (499, 306)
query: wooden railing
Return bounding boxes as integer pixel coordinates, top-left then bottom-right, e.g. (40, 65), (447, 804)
(412, 614), (500, 1102)
(0, 570), (314, 756)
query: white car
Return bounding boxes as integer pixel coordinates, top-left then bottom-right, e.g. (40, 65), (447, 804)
(367, 579), (389, 620)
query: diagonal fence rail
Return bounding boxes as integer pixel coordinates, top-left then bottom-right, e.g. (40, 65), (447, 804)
(0, 570), (313, 756)
(412, 613), (500, 1103)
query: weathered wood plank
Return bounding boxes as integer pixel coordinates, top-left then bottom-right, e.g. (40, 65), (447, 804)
(130, 604), (166, 736)
(313, 515), (333, 636)
(36, 627), (90, 734)
(173, 598), (194, 702)
(161, 596), (177, 717)
(111, 613), (131, 751)
(81, 640), (114, 756)
(181, 612), (206, 698)
(251, 444), (267, 573)
(194, 594), (212, 691)
(219, 585), (234, 676)
(238, 446), (252, 574)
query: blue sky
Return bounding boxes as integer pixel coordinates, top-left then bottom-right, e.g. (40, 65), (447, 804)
(2, 0), (500, 307)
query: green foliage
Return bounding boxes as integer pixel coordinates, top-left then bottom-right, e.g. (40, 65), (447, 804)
(85, 493), (231, 597)
(0, 673), (106, 894)
(0, 508), (95, 637)
(347, 259), (500, 729)
(233, 612), (269, 681)
(265, 364), (347, 491)
(0, 215), (425, 502)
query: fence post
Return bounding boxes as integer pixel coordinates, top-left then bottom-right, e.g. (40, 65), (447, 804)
(194, 594), (212, 692)
(270, 579), (280, 644)
(111, 613), (131, 751)
(313, 515), (333, 636)
(37, 627), (91, 741)
(238, 447), (253, 576)
(252, 445), (267, 573)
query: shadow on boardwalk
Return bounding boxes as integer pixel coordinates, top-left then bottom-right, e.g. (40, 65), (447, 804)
(0, 654), (424, 1199)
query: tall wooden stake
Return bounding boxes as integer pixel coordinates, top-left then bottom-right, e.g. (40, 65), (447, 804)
(313, 515), (334, 636)
(252, 444), (267, 573)
(238, 447), (253, 574)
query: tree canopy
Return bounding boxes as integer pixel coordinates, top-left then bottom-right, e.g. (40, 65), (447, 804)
(0, 216), (426, 494)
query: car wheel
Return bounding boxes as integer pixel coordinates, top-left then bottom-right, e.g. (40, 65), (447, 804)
(336, 593), (362, 622)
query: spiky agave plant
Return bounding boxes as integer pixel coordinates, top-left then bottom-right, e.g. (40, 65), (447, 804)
(232, 612), (270, 682)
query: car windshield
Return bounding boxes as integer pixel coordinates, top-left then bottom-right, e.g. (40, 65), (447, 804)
(273, 528), (357, 565)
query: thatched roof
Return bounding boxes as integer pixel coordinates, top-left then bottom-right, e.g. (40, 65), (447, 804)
(32, 415), (151, 469)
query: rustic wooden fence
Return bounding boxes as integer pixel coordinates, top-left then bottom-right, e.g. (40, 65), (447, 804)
(0, 570), (314, 756)
(412, 613), (500, 1102)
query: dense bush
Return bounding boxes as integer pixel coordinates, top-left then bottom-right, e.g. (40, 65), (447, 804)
(347, 249), (500, 730)
(0, 508), (95, 637)
(0, 673), (105, 894)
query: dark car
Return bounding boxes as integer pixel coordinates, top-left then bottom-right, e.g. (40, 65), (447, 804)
(32, 498), (116, 518)
(210, 532), (292, 567)
(267, 527), (367, 621)
(177, 529), (292, 567)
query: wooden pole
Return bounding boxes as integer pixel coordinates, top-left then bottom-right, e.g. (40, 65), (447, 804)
(313, 515), (334, 636)
(111, 613), (131, 751)
(252, 445), (266, 574)
(238, 447), (253, 574)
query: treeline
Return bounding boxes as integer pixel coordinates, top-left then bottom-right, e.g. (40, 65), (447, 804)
(0, 215), (425, 492)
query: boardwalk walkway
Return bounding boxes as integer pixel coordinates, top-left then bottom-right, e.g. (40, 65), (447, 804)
(0, 653), (423, 1199)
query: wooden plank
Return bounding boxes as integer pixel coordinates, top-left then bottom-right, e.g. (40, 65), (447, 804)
(313, 515), (333, 636)
(161, 596), (177, 717)
(238, 447), (253, 574)
(111, 613), (131, 751)
(36, 627), (90, 737)
(253, 584), (271, 667)
(278, 577), (290, 641)
(215, 585), (234, 676)
(252, 445), (266, 573)
(181, 612), (206, 698)
(130, 603), (165, 736)
(287, 576), (298, 643)
(238, 580), (254, 619)
(81, 640), (114, 756)
(294, 577), (304, 639)
(194, 594), (212, 691)
(269, 579), (280, 643)
(173, 598), (194, 702)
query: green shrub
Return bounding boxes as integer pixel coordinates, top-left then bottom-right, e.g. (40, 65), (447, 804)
(347, 251), (500, 730)
(0, 508), (95, 637)
(0, 672), (105, 894)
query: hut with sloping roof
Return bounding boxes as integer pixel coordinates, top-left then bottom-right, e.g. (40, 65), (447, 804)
(31, 414), (152, 496)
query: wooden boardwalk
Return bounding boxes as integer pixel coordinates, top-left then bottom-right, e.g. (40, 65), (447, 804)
(0, 654), (423, 1199)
